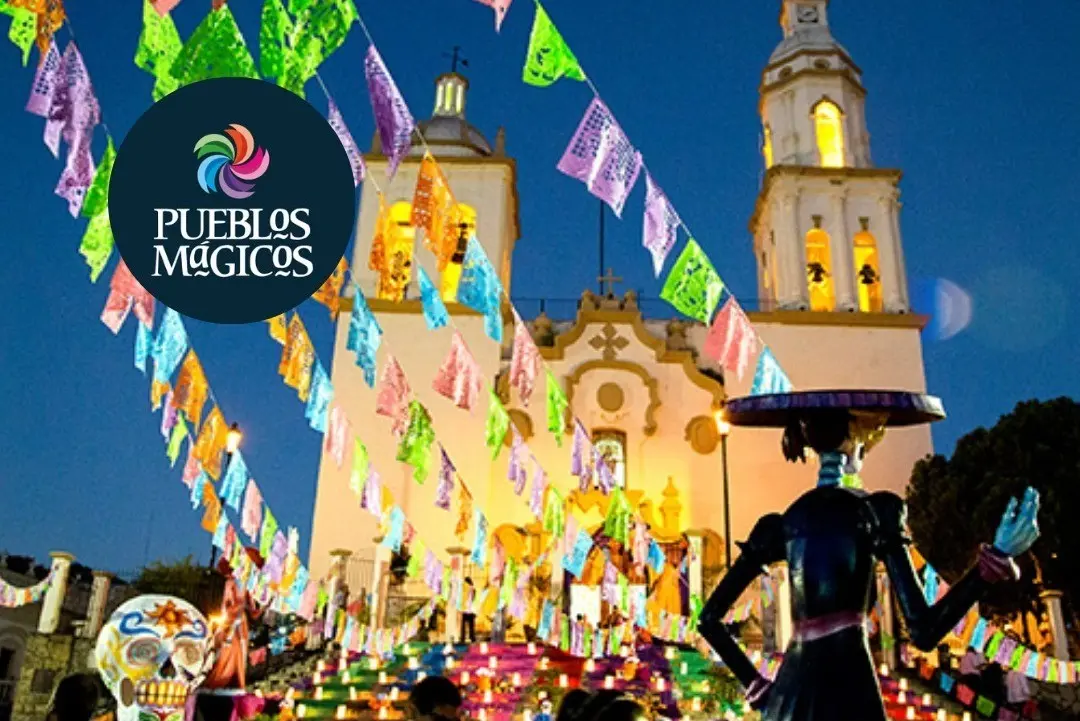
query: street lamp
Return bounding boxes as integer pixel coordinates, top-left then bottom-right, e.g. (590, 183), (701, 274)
(225, 422), (243, 457)
(713, 409), (732, 570)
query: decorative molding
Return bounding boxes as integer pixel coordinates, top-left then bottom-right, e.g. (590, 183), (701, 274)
(750, 165), (903, 233)
(338, 297), (482, 315)
(748, 309), (928, 329)
(685, 415), (721, 455)
(538, 308), (725, 410)
(760, 66), (867, 100)
(565, 359), (661, 436)
(589, 323), (631, 360)
(507, 409), (534, 442)
(762, 46), (864, 77)
(597, 382), (625, 413)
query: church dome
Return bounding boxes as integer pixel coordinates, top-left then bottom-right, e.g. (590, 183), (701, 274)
(768, 24), (850, 65)
(409, 72), (493, 158)
(414, 115), (492, 157)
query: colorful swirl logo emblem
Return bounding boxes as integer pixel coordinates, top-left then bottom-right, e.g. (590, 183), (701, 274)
(194, 124), (270, 199)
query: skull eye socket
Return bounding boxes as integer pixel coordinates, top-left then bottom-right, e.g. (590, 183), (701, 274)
(127, 638), (162, 666)
(173, 642), (202, 668)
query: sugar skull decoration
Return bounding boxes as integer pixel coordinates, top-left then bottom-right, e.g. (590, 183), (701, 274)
(94, 595), (214, 721)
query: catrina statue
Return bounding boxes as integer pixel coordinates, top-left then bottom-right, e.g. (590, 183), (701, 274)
(697, 391), (1040, 721)
(94, 595), (214, 721)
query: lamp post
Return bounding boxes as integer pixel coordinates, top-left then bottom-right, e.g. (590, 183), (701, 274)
(714, 410), (733, 570)
(225, 422), (243, 458)
(211, 422), (244, 569)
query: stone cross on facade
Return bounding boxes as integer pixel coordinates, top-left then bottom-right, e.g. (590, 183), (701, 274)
(598, 268), (623, 297)
(589, 323), (630, 361)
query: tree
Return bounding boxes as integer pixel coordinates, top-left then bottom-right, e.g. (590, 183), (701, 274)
(133, 556), (223, 614)
(906, 397), (1080, 626)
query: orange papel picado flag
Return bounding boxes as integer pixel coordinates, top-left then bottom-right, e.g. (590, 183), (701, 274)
(312, 257), (349, 316)
(192, 406), (229, 480)
(410, 154), (461, 271)
(369, 193), (413, 302)
(279, 314), (315, 401)
(200, 482), (222, 533)
(266, 315), (288, 344)
(172, 350), (209, 429)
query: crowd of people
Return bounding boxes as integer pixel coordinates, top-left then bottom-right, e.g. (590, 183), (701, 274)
(42, 670), (649, 721)
(408, 676), (647, 721)
(955, 645), (1031, 710)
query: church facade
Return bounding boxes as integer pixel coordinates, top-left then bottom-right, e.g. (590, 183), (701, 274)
(308, 0), (932, 593)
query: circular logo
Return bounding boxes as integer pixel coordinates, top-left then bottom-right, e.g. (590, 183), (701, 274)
(109, 78), (356, 324)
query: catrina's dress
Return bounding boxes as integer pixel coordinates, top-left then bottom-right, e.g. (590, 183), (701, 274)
(698, 486), (1014, 721)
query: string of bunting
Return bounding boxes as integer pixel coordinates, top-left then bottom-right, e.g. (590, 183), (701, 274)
(269, 298), (721, 651)
(335, 5), (790, 625)
(64, 0), (719, 640)
(265, 304), (652, 645)
(3, 5), (318, 615)
(337, 9), (716, 625)
(2, 0), (821, 662)
(0, 0), (373, 621)
(326, 9), (789, 641)
(142, 0), (771, 646)
(507, 0), (793, 395)
(127, 299), (317, 618)
(0, 570), (54, 609)
(918, 563), (1080, 683)
(331, 598), (438, 659)
(4, 2), (1071, 687)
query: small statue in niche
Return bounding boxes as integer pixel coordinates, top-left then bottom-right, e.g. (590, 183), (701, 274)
(666, 319), (689, 351)
(858, 263), (879, 286)
(622, 290), (639, 310)
(807, 262), (830, 285)
(530, 312), (555, 347)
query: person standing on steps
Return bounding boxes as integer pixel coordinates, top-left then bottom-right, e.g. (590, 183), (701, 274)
(460, 577), (477, 644)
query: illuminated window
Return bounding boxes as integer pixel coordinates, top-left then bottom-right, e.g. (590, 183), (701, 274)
(763, 125), (774, 168)
(805, 227), (835, 311)
(592, 429), (627, 489)
(813, 100), (846, 168)
(440, 203), (477, 303)
(370, 201), (416, 302)
(853, 229), (883, 312)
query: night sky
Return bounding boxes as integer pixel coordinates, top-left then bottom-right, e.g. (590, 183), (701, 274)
(0, 1), (1077, 574)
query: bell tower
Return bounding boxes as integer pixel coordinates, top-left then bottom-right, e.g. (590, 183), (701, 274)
(751, 0), (910, 314)
(350, 68), (520, 303)
(308, 70), (520, 580)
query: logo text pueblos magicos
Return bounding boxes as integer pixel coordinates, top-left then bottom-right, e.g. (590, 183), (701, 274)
(152, 124), (313, 279)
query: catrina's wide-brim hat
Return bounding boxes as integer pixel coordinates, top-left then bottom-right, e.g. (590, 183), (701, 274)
(724, 390), (946, 428)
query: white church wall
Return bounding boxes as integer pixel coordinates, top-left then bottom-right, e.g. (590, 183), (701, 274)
(703, 318), (932, 547)
(308, 301), (509, 579)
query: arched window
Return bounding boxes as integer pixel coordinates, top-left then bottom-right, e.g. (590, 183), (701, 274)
(440, 203), (477, 303)
(853, 229), (883, 312)
(805, 227), (835, 311)
(813, 100), (846, 168)
(763, 125), (774, 168)
(592, 429), (627, 489)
